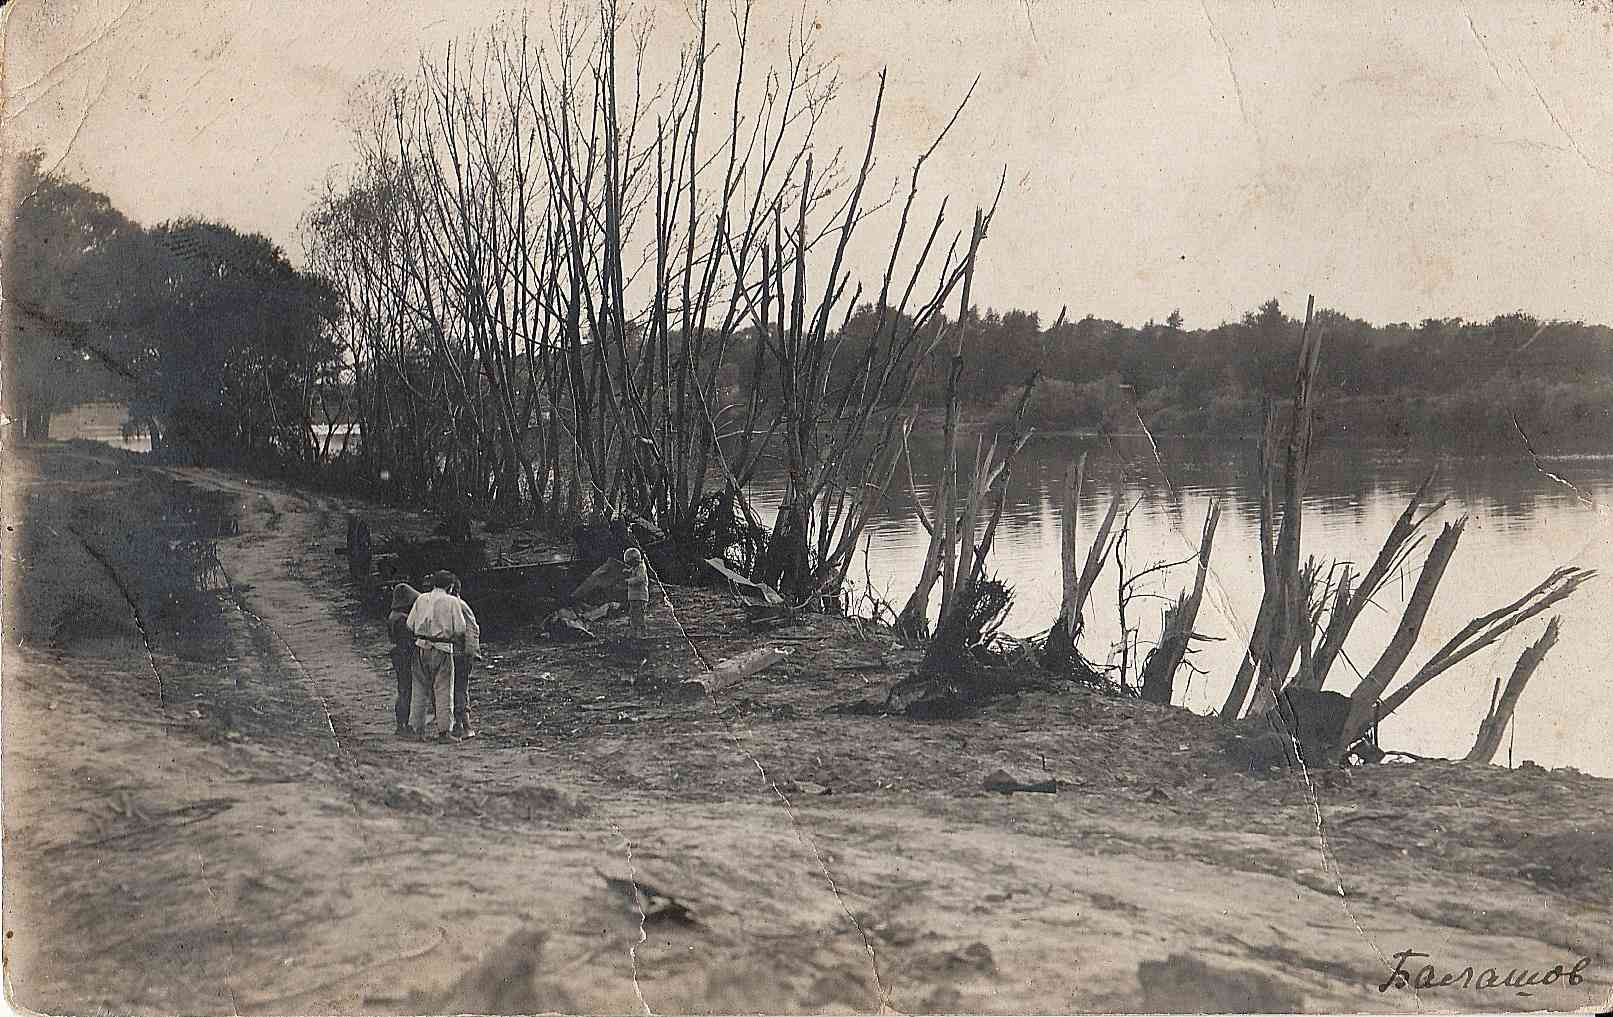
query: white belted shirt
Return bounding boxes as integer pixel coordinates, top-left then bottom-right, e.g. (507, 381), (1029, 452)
(406, 588), (479, 657)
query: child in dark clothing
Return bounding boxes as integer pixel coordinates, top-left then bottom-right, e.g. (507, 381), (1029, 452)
(386, 584), (421, 736)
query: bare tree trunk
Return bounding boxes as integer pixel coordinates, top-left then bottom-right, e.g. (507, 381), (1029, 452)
(1374, 565), (1593, 723)
(896, 428), (947, 639)
(1044, 472), (1124, 670)
(923, 208), (985, 631)
(1221, 296), (1323, 719)
(1042, 453), (1087, 667)
(1248, 296), (1322, 715)
(1293, 473), (1440, 690)
(1466, 617), (1561, 764)
(921, 370), (1037, 677)
(1140, 500), (1221, 705)
(1337, 518), (1466, 751)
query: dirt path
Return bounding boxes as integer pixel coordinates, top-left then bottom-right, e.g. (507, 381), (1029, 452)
(4, 446), (1610, 1014)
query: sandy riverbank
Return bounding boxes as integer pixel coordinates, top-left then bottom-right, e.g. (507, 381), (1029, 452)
(3, 442), (1609, 1014)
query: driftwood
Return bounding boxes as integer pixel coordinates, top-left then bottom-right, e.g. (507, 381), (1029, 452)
(705, 558), (785, 609)
(681, 647), (792, 698)
(1139, 500), (1221, 705)
(983, 769), (1058, 794)
(543, 609), (596, 642)
(1466, 618), (1561, 764)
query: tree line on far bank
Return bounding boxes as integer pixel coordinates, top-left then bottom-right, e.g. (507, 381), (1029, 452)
(786, 299), (1613, 449)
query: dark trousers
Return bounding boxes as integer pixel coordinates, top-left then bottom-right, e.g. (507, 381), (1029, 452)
(391, 646), (414, 730)
(453, 653), (473, 733)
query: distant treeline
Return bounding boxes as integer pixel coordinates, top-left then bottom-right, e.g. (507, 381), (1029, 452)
(11, 144), (1609, 528)
(727, 301), (1613, 449)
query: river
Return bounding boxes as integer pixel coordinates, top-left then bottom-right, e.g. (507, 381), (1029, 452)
(747, 432), (1613, 777)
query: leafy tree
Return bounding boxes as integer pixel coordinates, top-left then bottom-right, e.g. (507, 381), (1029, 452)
(3, 151), (141, 439)
(123, 219), (340, 463)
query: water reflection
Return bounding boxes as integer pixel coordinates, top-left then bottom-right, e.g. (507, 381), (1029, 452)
(749, 433), (1613, 776)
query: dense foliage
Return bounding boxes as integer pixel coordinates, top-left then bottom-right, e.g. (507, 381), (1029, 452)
(729, 298), (1613, 448)
(5, 151), (339, 465)
(942, 301), (1613, 448)
(5, 151), (141, 439)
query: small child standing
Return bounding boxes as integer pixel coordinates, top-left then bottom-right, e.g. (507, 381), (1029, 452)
(622, 546), (649, 639)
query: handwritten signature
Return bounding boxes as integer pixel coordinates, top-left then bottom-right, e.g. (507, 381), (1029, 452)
(1379, 949), (1591, 996)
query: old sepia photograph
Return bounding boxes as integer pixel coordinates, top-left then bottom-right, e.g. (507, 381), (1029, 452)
(2, 0), (1610, 1012)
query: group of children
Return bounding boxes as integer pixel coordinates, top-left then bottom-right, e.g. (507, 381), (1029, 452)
(383, 546), (652, 742)
(387, 570), (480, 741)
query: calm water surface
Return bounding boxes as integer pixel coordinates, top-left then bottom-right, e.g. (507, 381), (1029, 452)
(749, 434), (1613, 776)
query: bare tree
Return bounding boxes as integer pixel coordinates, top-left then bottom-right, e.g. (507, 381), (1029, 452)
(303, 0), (1000, 587)
(1209, 292), (1595, 767)
(1221, 295), (1321, 719)
(1041, 452), (1125, 669)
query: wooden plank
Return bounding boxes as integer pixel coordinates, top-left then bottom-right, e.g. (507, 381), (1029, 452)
(681, 647), (792, 697)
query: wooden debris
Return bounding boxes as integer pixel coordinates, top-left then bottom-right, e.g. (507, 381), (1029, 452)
(597, 871), (700, 926)
(543, 609), (596, 642)
(704, 558), (785, 610)
(982, 768), (1058, 794)
(781, 780), (831, 796)
(681, 646), (792, 697)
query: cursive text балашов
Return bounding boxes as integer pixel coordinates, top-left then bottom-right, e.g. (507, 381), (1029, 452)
(1378, 949), (1591, 996)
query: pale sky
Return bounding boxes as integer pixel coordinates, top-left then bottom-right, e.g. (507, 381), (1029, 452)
(5, 0), (1612, 329)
